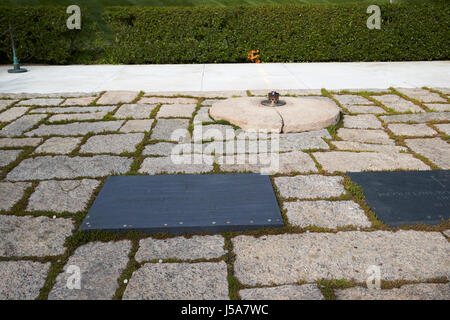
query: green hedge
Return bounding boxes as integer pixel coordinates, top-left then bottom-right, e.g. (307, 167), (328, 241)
(1, 3), (449, 64)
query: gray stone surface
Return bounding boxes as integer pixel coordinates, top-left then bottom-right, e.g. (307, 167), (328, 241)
(30, 106), (115, 114)
(114, 104), (155, 119)
(0, 261), (50, 300)
(0, 99), (17, 111)
(157, 103), (197, 118)
(333, 94), (373, 106)
(435, 123), (450, 135)
(34, 137), (81, 154)
(0, 138), (42, 147)
(274, 175), (344, 199)
(372, 95), (424, 112)
(62, 96), (96, 106)
(193, 124), (236, 142)
(150, 119), (190, 141)
(96, 91), (138, 105)
(135, 235), (225, 262)
(278, 130), (330, 151)
(387, 123), (437, 137)
(0, 107), (28, 122)
(123, 262), (229, 300)
(202, 99), (222, 106)
(0, 149), (22, 167)
(80, 133), (144, 154)
(425, 103), (450, 111)
(331, 141), (407, 153)
(139, 97), (198, 104)
(0, 182), (30, 211)
(251, 89), (322, 96)
(49, 241), (131, 300)
(232, 231), (449, 286)
(0, 114), (46, 137)
(313, 151), (429, 172)
(343, 115), (382, 129)
(139, 154), (214, 174)
(335, 283), (450, 300)
(120, 120), (154, 133)
(49, 112), (107, 122)
(284, 200), (371, 228)
(379, 112), (450, 123)
(240, 284), (324, 300)
(405, 138), (450, 169)
(0, 215), (74, 257)
(443, 230), (450, 238)
(17, 98), (63, 106)
(396, 88), (447, 103)
(346, 105), (386, 114)
(27, 179), (100, 213)
(337, 128), (394, 145)
(26, 121), (124, 137)
(142, 142), (177, 156)
(193, 107), (212, 124)
(7, 156), (132, 180)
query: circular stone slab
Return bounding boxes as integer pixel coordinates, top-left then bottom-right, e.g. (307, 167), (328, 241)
(210, 97), (340, 133)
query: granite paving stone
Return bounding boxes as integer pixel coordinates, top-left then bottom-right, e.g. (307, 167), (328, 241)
(0, 215), (74, 257)
(387, 124), (437, 137)
(331, 141), (407, 153)
(0, 182), (31, 211)
(0, 107), (29, 122)
(114, 104), (155, 119)
(313, 151), (429, 172)
(61, 97), (96, 106)
(49, 112), (107, 122)
(193, 124), (236, 142)
(424, 103), (450, 111)
(193, 107), (212, 124)
(7, 156), (132, 180)
(139, 154), (214, 174)
(27, 179), (100, 213)
(232, 231), (449, 286)
(333, 94), (373, 106)
(157, 104), (197, 118)
(30, 106), (115, 114)
(405, 138), (450, 169)
(139, 97), (198, 104)
(0, 99), (17, 111)
(25, 121), (124, 137)
(379, 112), (450, 123)
(435, 124), (450, 135)
(335, 283), (450, 300)
(120, 120), (154, 133)
(135, 235), (225, 262)
(346, 105), (386, 114)
(274, 175), (344, 199)
(0, 261), (50, 300)
(201, 99), (223, 106)
(372, 95), (424, 112)
(17, 98), (63, 106)
(0, 114), (46, 137)
(0, 149), (22, 167)
(142, 142), (177, 156)
(96, 91), (138, 105)
(123, 262), (229, 300)
(150, 119), (190, 142)
(0, 138), (42, 147)
(343, 115), (382, 129)
(34, 137), (81, 154)
(278, 130), (331, 151)
(240, 284), (324, 300)
(337, 128), (394, 145)
(284, 200), (371, 229)
(80, 133), (145, 154)
(396, 88), (447, 103)
(49, 241), (131, 300)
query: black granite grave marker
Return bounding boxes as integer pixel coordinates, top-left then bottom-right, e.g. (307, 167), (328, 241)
(80, 174), (283, 234)
(347, 170), (449, 227)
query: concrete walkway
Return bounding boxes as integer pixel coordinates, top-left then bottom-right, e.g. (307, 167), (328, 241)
(0, 61), (449, 94)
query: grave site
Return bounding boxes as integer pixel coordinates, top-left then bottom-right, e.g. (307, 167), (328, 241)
(0, 0), (448, 304)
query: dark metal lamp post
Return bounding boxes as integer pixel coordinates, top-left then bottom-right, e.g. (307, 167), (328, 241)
(7, 25), (27, 73)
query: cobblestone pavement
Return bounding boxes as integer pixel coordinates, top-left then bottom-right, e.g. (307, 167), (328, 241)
(0, 88), (448, 300)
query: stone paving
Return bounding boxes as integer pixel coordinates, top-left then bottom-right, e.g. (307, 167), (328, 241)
(0, 88), (448, 300)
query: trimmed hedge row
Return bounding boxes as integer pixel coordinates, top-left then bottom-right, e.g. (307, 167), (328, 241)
(1, 3), (449, 64)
